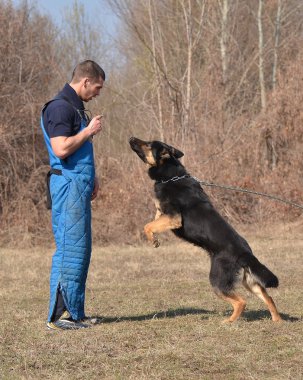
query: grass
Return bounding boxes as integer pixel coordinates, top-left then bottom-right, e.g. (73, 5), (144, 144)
(0, 225), (303, 379)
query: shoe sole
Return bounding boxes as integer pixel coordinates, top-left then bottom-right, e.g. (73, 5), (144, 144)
(47, 320), (90, 331)
(58, 311), (98, 324)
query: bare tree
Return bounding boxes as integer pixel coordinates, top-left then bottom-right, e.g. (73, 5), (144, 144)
(58, 0), (107, 78)
(272, 0), (282, 90)
(258, 0), (266, 110)
(218, 0), (229, 87)
(178, 1), (205, 148)
(0, 1), (61, 239)
(148, 0), (164, 140)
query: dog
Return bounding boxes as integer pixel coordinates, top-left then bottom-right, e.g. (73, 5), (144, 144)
(129, 137), (282, 323)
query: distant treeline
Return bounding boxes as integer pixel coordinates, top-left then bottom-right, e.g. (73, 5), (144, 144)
(1, 0), (303, 246)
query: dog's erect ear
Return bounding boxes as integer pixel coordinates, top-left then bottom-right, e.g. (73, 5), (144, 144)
(151, 141), (184, 162)
(163, 144), (184, 159)
(170, 146), (184, 159)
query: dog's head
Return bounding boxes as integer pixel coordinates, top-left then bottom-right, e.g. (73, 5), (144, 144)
(129, 137), (184, 166)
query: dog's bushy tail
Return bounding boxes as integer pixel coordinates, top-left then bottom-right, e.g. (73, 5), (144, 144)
(241, 254), (279, 288)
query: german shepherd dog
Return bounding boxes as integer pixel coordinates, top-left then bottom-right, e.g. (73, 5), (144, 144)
(129, 137), (282, 323)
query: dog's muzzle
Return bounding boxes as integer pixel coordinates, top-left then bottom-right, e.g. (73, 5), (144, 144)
(129, 137), (149, 163)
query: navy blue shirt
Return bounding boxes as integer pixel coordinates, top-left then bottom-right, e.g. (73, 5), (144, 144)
(43, 83), (87, 138)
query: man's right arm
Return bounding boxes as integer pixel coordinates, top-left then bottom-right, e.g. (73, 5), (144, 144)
(51, 115), (103, 159)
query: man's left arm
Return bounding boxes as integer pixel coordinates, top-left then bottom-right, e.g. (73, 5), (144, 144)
(91, 177), (100, 200)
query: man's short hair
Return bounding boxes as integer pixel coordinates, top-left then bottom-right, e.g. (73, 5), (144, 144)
(72, 60), (106, 82)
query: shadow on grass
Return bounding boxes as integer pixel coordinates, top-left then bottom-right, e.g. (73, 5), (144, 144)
(91, 308), (214, 324)
(90, 309), (300, 325)
(241, 310), (301, 322)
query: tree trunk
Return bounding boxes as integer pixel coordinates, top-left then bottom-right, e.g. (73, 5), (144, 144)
(272, 0), (282, 90)
(219, 0), (228, 87)
(180, 0), (193, 149)
(258, 0), (266, 110)
(148, 0), (164, 140)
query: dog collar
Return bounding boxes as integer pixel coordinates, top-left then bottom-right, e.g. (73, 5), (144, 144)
(156, 174), (191, 184)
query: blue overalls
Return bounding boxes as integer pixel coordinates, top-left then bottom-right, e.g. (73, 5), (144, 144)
(41, 99), (95, 322)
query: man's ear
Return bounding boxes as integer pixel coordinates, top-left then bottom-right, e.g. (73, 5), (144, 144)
(83, 77), (90, 88)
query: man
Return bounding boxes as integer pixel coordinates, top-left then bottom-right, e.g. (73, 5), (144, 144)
(41, 60), (105, 330)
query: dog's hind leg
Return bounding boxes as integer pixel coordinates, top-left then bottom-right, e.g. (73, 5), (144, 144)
(215, 291), (247, 323)
(144, 214), (182, 248)
(242, 272), (282, 322)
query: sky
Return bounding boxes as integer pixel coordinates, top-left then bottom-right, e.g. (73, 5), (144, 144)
(13, 0), (118, 36)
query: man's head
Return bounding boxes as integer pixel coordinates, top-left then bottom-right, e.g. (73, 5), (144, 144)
(70, 60), (105, 102)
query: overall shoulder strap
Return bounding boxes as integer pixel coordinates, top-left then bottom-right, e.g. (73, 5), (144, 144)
(42, 96), (74, 114)
(42, 96), (86, 136)
(56, 95), (85, 121)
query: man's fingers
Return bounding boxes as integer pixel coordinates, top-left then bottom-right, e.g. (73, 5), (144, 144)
(87, 115), (103, 137)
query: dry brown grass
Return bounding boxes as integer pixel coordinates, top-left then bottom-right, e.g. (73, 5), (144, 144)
(0, 224), (303, 379)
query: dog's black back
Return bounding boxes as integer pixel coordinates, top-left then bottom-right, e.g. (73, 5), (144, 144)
(150, 155), (278, 293)
(129, 137), (281, 322)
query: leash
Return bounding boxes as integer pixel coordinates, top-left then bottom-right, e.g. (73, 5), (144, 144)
(157, 175), (303, 211)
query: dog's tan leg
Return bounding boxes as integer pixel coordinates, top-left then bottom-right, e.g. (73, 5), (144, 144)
(246, 283), (282, 322)
(242, 271), (282, 322)
(217, 292), (247, 323)
(154, 199), (162, 220)
(144, 214), (182, 248)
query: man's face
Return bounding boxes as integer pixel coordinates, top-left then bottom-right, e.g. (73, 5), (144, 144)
(81, 76), (104, 102)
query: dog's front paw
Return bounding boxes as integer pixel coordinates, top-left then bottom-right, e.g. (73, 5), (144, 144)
(153, 238), (160, 248)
